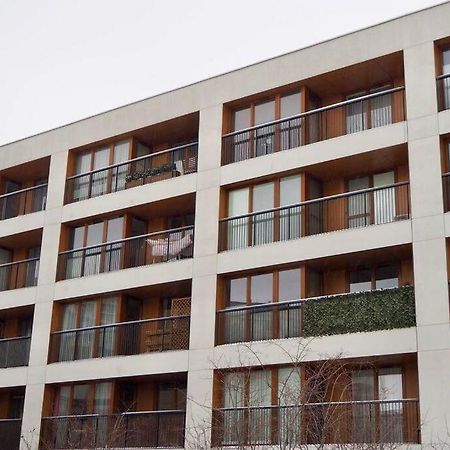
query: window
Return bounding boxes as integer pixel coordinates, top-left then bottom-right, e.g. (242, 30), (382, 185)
(347, 171), (396, 228)
(346, 85), (393, 134)
(349, 266), (399, 293)
(443, 48), (450, 110)
(54, 382), (113, 448)
(221, 367), (301, 445)
(72, 140), (131, 202)
(352, 367), (404, 442)
(223, 268), (302, 342)
(229, 91), (303, 163)
(66, 216), (125, 278)
(227, 174), (302, 249)
(58, 297), (119, 361)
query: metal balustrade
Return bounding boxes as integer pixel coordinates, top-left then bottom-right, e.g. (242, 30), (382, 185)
(443, 173), (450, 212)
(0, 258), (40, 291)
(57, 225), (194, 280)
(0, 335), (31, 368)
(0, 418), (22, 450)
(40, 410), (185, 449)
(216, 287), (415, 345)
(222, 87), (405, 165)
(0, 183), (47, 220)
(48, 315), (190, 363)
(219, 182), (410, 251)
(437, 73), (450, 111)
(65, 142), (198, 203)
(212, 399), (420, 447)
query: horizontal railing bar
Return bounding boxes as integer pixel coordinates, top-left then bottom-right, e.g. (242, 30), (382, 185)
(443, 172), (450, 177)
(0, 418), (22, 423)
(220, 182), (409, 222)
(0, 183), (48, 200)
(0, 335), (31, 343)
(217, 398), (418, 412)
(51, 314), (190, 334)
(66, 142), (198, 181)
(43, 409), (185, 420)
(223, 87), (405, 138)
(216, 286), (407, 313)
(59, 224), (194, 255)
(437, 73), (450, 80)
(0, 257), (40, 269)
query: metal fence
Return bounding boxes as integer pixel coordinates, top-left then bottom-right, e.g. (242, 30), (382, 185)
(48, 315), (190, 362)
(212, 399), (420, 447)
(0, 418), (22, 450)
(65, 143), (198, 203)
(219, 182), (410, 251)
(40, 410), (186, 449)
(437, 73), (450, 111)
(0, 336), (31, 368)
(222, 87), (405, 165)
(57, 225), (194, 280)
(0, 258), (40, 291)
(0, 183), (47, 220)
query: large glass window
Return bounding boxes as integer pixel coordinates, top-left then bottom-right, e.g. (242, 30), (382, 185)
(348, 171), (396, 228)
(72, 141), (131, 201)
(223, 268), (303, 343)
(227, 174), (302, 249)
(350, 266), (399, 293)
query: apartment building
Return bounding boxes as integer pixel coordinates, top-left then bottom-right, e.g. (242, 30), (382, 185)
(0, 3), (450, 449)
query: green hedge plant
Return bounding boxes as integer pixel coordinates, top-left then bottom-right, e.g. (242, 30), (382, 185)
(303, 286), (415, 337)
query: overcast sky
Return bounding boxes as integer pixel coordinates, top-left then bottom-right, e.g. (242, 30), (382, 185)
(0, 0), (447, 146)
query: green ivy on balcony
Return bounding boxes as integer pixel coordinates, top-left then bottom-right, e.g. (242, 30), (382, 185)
(303, 286), (415, 337)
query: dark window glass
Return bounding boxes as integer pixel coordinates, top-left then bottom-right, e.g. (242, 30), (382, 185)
(375, 266), (399, 289)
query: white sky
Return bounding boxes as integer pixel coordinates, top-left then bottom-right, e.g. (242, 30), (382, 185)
(0, 0), (447, 146)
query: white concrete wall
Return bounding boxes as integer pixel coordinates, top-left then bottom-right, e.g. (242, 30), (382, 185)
(0, 3), (446, 449)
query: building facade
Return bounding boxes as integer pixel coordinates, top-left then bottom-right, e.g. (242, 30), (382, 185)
(1, 3), (450, 449)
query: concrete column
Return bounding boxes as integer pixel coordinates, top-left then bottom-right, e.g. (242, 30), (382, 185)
(186, 105), (223, 448)
(20, 151), (68, 449)
(404, 41), (450, 443)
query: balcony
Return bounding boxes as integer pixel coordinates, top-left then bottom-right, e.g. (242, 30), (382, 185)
(48, 312), (190, 363)
(0, 419), (22, 450)
(0, 183), (47, 220)
(56, 225), (194, 281)
(0, 257), (40, 291)
(40, 410), (185, 449)
(437, 73), (450, 111)
(216, 286), (415, 345)
(222, 87), (405, 165)
(212, 399), (420, 447)
(219, 182), (410, 251)
(64, 142), (198, 204)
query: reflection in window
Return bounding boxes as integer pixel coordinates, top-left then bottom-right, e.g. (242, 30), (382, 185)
(349, 269), (372, 293)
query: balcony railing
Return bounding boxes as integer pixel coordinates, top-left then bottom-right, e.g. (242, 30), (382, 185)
(40, 410), (185, 449)
(443, 173), (450, 212)
(437, 73), (450, 111)
(219, 182), (410, 251)
(0, 418), (22, 450)
(65, 142), (198, 204)
(0, 183), (47, 220)
(0, 257), (40, 291)
(48, 314), (190, 363)
(57, 225), (194, 280)
(216, 286), (415, 345)
(222, 87), (405, 165)
(0, 335), (31, 368)
(212, 399), (420, 447)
